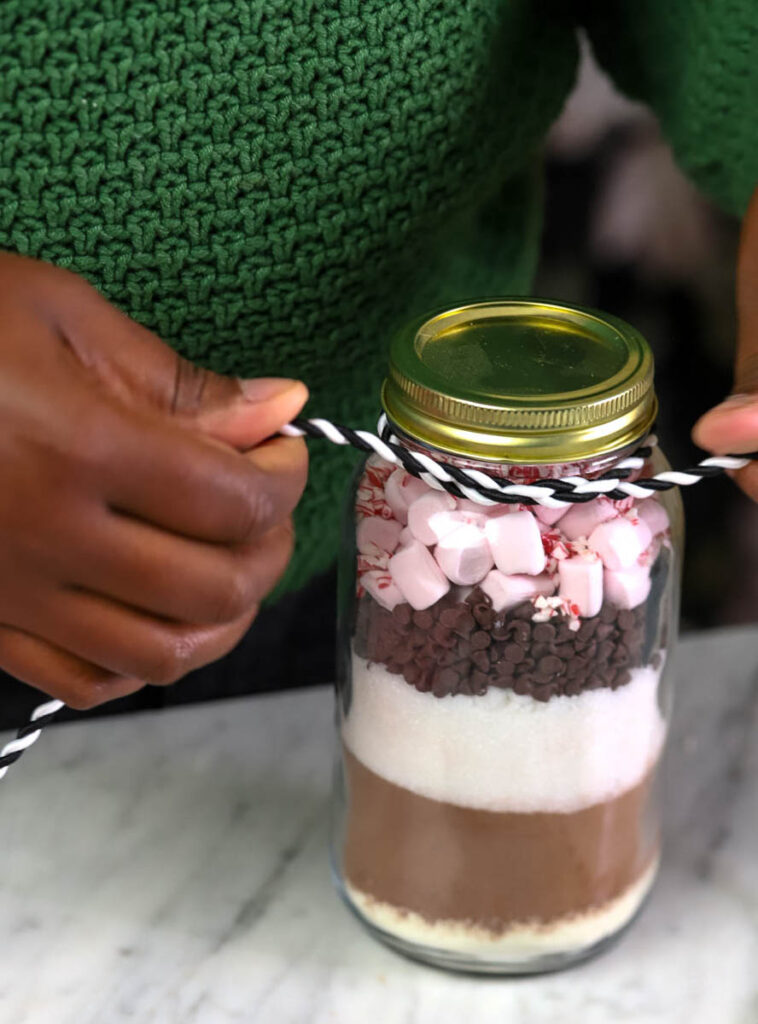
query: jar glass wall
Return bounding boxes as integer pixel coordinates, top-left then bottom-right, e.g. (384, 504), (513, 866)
(331, 442), (682, 974)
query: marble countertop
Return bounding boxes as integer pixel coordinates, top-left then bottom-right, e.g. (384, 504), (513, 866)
(1, 627), (757, 1023)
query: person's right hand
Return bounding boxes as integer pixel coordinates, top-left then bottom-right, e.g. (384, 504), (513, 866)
(0, 253), (308, 710)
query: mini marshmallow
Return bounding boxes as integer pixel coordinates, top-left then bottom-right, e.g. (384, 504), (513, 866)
(398, 526), (414, 547)
(361, 570), (405, 612)
(558, 556), (603, 618)
(389, 540), (450, 610)
(535, 504), (568, 527)
(588, 517), (646, 570)
(407, 491), (457, 545)
(434, 523), (494, 585)
(484, 510), (546, 576)
(480, 570), (556, 612)
(603, 565), (651, 610)
(356, 515), (403, 556)
(384, 470), (429, 525)
(636, 498), (670, 537)
(559, 497), (617, 541)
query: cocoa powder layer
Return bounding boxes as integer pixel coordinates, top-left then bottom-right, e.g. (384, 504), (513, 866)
(341, 747), (659, 929)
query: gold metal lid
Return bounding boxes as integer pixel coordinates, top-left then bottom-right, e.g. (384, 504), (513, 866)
(381, 299), (657, 464)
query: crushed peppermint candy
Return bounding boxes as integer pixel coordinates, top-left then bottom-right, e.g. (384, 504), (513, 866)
(531, 594), (582, 630)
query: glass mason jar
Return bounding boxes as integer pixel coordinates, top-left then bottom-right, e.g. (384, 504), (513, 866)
(331, 300), (683, 974)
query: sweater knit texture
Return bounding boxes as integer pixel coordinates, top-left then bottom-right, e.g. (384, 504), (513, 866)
(1, 1), (756, 593)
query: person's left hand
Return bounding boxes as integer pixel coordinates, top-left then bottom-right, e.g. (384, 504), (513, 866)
(692, 185), (758, 503)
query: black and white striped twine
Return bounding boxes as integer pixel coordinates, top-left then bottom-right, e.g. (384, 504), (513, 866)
(2, 413), (755, 781)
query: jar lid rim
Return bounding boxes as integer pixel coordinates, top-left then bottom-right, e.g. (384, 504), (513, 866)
(382, 299), (657, 463)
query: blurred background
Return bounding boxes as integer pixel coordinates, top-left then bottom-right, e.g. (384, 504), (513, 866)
(1, 36), (755, 730)
(538, 36), (756, 630)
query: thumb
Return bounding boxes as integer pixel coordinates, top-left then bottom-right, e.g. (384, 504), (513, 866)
(693, 184), (758, 455)
(61, 283), (308, 448)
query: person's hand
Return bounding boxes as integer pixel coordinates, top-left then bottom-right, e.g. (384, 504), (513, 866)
(693, 185), (758, 503)
(0, 253), (308, 709)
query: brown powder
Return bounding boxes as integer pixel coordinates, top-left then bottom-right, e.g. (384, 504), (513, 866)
(341, 746), (659, 930)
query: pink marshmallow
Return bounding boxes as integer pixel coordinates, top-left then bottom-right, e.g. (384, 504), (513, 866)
(480, 570), (556, 612)
(604, 565), (651, 609)
(389, 540), (450, 610)
(384, 470), (429, 525)
(558, 556), (603, 618)
(361, 570), (405, 611)
(535, 504), (568, 527)
(588, 517), (646, 570)
(636, 498), (670, 537)
(434, 524), (494, 585)
(484, 510), (546, 576)
(356, 515), (403, 556)
(407, 491), (457, 545)
(559, 497), (617, 541)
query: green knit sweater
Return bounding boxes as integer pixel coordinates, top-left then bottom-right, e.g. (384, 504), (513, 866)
(1, 2), (756, 593)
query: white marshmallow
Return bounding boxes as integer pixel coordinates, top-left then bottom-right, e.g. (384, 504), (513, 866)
(484, 510), (546, 576)
(361, 570), (405, 611)
(604, 566), (651, 610)
(407, 491), (457, 545)
(356, 515), (403, 556)
(384, 470), (429, 525)
(558, 556), (603, 618)
(535, 504), (568, 527)
(389, 540), (450, 610)
(559, 497), (617, 541)
(636, 499), (670, 537)
(588, 517), (646, 570)
(434, 524), (494, 585)
(480, 570), (556, 612)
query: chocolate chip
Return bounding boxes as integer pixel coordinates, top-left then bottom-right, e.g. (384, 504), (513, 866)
(413, 610), (434, 630)
(533, 622), (557, 642)
(472, 650), (490, 673)
(617, 609), (636, 630)
(471, 630), (491, 650)
(473, 605), (494, 629)
(496, 659), (515, 677)
(532, 684), (556, 703)
(392, 604), (412, 626)
(504, 643), (525, 662)
(512, 601), (535, 620)
(509, 621), (531, 644)
(433, 668), (460, 697)
(431, 623), (455, 648)
(600, 605), (616, 624)
(439, 607), (461, 628)
(470, 670), (489, 694)
(577, 620), (597, 641)
(537, 655), (562, 676)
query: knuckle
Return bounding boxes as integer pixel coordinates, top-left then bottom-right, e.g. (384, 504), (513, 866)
(211, 563), (257, 623)
(233, 473), (276, 539)
(140, 633), (197, 686)
(64, 683), (109, 712)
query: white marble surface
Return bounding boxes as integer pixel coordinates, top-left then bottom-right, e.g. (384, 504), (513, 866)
(1, 627), (757, 1024)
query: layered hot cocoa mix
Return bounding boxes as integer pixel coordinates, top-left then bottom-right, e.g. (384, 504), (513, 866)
(339, 457), (671, 960)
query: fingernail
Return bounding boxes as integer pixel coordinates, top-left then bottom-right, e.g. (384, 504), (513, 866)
(716, 393), (755, 408)
(237, 378), (303, 402)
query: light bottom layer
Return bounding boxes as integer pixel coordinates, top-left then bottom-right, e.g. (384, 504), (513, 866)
(344, 858), (658, 962)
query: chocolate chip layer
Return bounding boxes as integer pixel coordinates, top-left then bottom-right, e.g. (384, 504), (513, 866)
(354, 586), (660, 700)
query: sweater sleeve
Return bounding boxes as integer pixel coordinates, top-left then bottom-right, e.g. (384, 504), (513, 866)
(581, 0), (758, 217)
